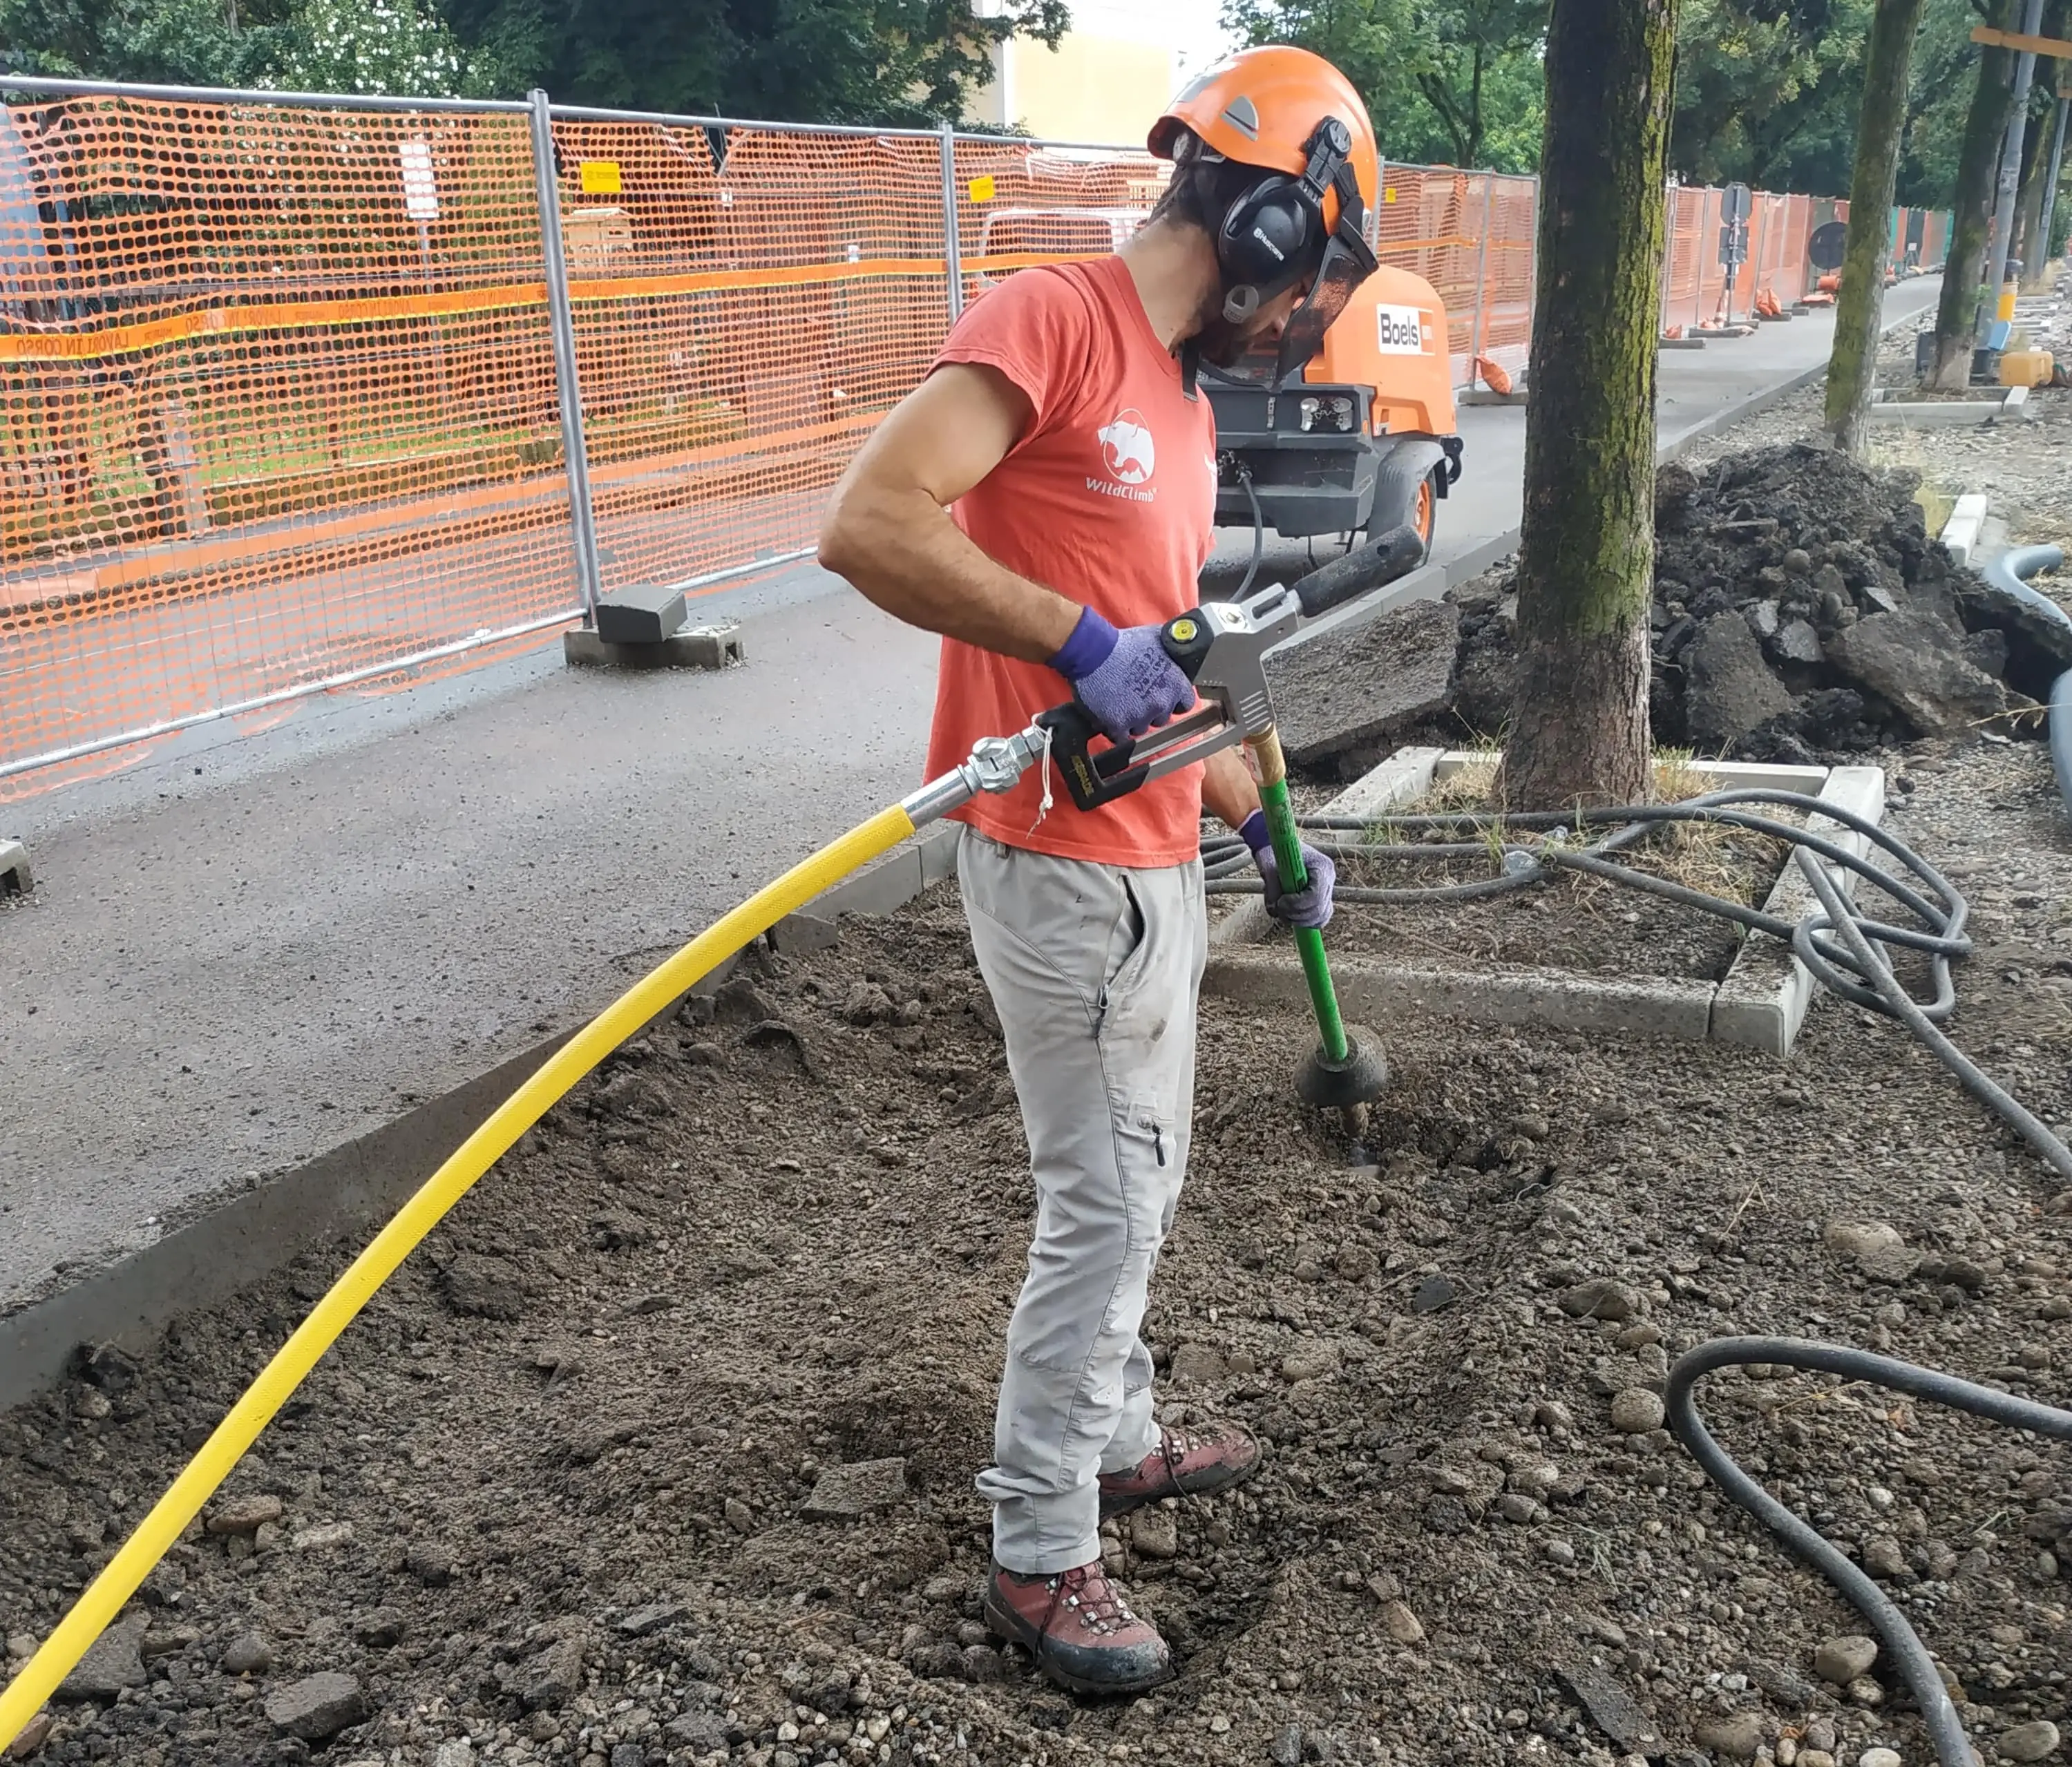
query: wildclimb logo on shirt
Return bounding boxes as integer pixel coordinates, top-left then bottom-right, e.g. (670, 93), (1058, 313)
(1092, 410), (1157, 501)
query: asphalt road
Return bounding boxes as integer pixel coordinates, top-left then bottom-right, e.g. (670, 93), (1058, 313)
(0, 276), (1944, 1308)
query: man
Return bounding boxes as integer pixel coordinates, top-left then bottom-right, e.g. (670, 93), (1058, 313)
(819, 47), (1380, 1696)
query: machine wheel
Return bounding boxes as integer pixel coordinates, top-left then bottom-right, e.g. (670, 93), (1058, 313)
(1366, 440), (1446, 563)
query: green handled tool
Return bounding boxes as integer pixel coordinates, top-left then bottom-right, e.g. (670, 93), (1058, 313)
(1036, 526), (1420, 1113)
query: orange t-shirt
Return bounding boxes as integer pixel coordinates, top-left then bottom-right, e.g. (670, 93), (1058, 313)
(922, 255), (1218, 868)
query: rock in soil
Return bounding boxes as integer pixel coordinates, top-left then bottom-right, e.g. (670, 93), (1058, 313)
(2000, 1721), (2063, 1763)
(54, 1609), (146, 1700)
(1693, 1708), (1766, 1760)
(263, 1669), (367, 1740)
(1684, 612), (1796, 749)
(799, 1456), (908, 1520)
(218, 1629), (272, 1674)
(1826, 611), (2014, 737)
(1813, 1633), (1879, 1683)
(204, 1492), (282, 1534)
(1609, 1387), (1666, 1433)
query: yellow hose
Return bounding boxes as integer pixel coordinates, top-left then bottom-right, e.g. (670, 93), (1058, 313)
(0, 801), (916, 1750)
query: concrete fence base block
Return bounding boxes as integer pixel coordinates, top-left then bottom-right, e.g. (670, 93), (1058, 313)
(0, 836), (30, 896)
(1660, 337), (1707, 350)
(564, 623), (745, 671)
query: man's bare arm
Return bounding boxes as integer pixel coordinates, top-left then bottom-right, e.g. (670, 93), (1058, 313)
(1201, 745), (1263, 833)
(819, 364), (1083, 664)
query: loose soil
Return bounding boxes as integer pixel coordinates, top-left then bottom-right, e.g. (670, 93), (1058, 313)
(3, 745), (2071, 1767)
(1681, 324), (2072, 564)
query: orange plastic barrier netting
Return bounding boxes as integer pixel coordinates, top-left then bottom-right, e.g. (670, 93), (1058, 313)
(0, 81), (1957, 799)
(547, 120), (957, 600)
(1658, 188), (1948, 335)
(0, 92), (580, 798)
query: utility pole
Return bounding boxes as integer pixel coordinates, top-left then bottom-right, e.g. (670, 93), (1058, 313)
(1985, 0), (2049, 297)
(2037, 85), (2070, 276)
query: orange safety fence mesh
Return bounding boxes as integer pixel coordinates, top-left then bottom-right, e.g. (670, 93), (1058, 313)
(1658, 187), (1949, 337)
(0, 77), (1958, 799)
(0, 90), (579, 799)
(546, 118), (954, 600)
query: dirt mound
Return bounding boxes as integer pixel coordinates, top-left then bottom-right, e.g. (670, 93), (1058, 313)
(1307, 445), (2066, 770)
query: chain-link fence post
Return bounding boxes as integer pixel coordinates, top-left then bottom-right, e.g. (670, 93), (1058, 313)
(1465, 175), (1494, 383)
(529, 88), (604, 626)
(939, 122), (966, 324)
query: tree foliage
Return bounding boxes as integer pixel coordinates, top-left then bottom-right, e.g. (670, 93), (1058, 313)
(0, 0), (288, 84)
(1220, 0), (1548, 173)
(1, 0), (1057, 122)
(438, 0), (1067, 122)
(1670, 0), (1875, 192)
(277, 0), (465, 95)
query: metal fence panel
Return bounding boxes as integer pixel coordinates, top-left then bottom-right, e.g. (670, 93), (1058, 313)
(0, 84), (578, 796)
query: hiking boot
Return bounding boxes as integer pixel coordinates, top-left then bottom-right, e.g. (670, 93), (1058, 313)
(1098, 1421), (1262, 1518)
(983, 1560), (1172, 1696)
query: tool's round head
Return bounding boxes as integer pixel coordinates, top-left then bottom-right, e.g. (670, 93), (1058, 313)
(1295, 1026), (1388, 1107)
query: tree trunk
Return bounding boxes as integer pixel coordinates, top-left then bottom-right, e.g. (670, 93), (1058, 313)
(1827, 0), (1929, 452)
(2015, 0), (2066, 286)
(1503, 0), (1677, 810)
(1930, 0), (2019, 388)
(2015, 99), (2050, 285)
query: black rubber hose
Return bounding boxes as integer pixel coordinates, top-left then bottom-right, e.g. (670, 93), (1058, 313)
(1666, 1337), (2072, 1767)
(1207, 787), (1975, 1022)
(1981, 545), (2071, 823)
(1203, 785), (2072, 1186)
(1796, 843), (2072, 1184)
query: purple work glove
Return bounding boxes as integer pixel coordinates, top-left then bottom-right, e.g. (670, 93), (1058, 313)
(1051, 606), (1197, 743)
(1240, 809), (1336, 930)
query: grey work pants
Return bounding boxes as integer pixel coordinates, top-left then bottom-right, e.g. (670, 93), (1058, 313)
(958, 828), (1208, 1574)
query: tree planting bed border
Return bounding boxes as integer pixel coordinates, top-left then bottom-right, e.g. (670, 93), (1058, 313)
(1205, 745), (1888, 1059)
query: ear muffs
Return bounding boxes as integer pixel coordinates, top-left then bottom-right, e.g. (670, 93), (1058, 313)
(1211, 117), (1372, 329)
(1217, 173), (1322, 323)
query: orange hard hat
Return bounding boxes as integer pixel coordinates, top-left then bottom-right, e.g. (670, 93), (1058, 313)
(1150, 46), (1380, 228)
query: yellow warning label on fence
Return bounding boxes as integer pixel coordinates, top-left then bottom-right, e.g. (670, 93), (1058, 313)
(968, 174), (996, 203)
(580, 160), (623, 195)
(1382, 186), (1396, 204)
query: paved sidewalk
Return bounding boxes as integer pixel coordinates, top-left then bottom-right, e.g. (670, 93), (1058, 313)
(0, 276), (1943, 1312)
